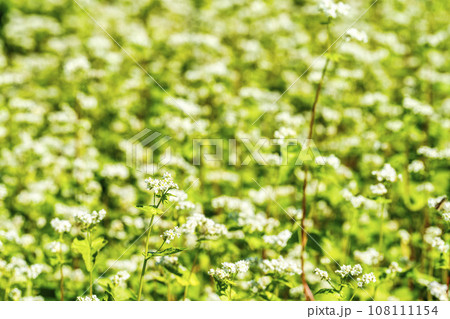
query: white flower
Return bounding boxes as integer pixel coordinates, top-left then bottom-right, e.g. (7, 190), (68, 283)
(77, 295), (100, 301)
(50, 218), (71, 233)
(408, 160), (425, 173)
(351, 264), (363, 276)
(386, 262), (402, 274)
(74, 209), (106, 229)
(274, 127), (296, 140)
(180, 213), (227, 239)
(372, 164), (398, 182)
(335, 264), (352, 278)
(431, 237), (449, 253)
(370, 183), (387, 195)
(345, 28), (368, 43)
(263, 230), (292, 248)
(428, 281), (449, 301)
(46, 241), (68, 254)
(260, 257), (302, 276)
(314, 268), (330, 281)
(111, 271), (130, 286)
(357, 272), (376, 287)
(318, 0), (350, 19)
(161, 226), (181, 244)
(145, 172), (178, 195)
(209, 260), (250, 281)
(10, 288), (22, 301)
(354, 248), (383, 265)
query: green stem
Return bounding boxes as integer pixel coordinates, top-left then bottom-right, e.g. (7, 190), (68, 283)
(349, 289), (357, 301)
(59, 233), (64, 301)
(183, 246), (200, 301)
(137, 215), (155, 301)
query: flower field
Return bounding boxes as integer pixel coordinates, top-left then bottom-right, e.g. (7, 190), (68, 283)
(0, 0), (449, 301)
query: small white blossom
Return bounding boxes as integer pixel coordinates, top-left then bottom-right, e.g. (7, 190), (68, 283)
(372, 164), (398, 182)
(50, 218), (71, 233)
(314, 268), (330, 281)
(357, 272), (376, 287)
(161, 226), (181, 244)
(263, 230), (292, 248)
(319, 0), (350, 18)
(370, 183), (387, 195)
(145, 172), (178, 195)
(345, 28), (368, 43)
(428, 281), (448, 301)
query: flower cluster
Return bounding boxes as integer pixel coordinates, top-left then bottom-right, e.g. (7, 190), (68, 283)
(428, 281), (449, 301)
(314, 268), (330, 281)
(145, 172), (178, 196)
(335, 264), (363, 278)
(345, 28), (368, 43)
(263, 230), (292, 248)
(318, 0), (350, 19)
(50, 218), (71, 233)
(372, 164), (398, 183)
(180, 213), (227, 239)
(208, 260), (250, 281)
(74, 209), (106, 230)
(161, 226), (182, 244)
(111, 271), (130, 286)
(356, 272), (376, 288)
(259, 257), (302, 276)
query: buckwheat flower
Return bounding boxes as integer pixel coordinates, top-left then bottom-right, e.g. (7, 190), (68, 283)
(274, 127), (296, 140)
(351, 264), (363, 276)
(357, 272), (376, 287)
(372, 164), (398, 182)
(354, 248), (383, 265)
(161, 226), (181, 244)
(235, 260), (250, 273)
(260, 257), (302, 276)
(169, 190), (195, 211)
(335, 265), (352, 278)
(74, 209), (106, 229)
(386, 262), (402, 274)
(408, 160), (425, 173)
(50, 218), (71, 233)
(370, 183), (387, 195)
(318, 0), (350, 19)
(428, 281), (449, 301)
(180, 213), (227, 239)
(314, 268), (330, 281)
(443, 213), (450, 222)
(111, 270), (130, 286)
(77, 295), (100, 301)
(221, 262), (237, 274)
(424, 227), (442, 244)
(145, 172), (178, 196)
(431, 237), (449, 253)
(46, 241), (68, 254)
(10, 288), (22, 301)
(345, 28), (368, 43)
(27, 264), (45, 279)
(263, 230), (292, 248)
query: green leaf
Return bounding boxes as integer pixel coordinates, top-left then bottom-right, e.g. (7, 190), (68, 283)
(315, 288), (340, 296)
(71, 237), (108, 272)
(137, 205), (164, 216)
(72, 238), (94, 272)
(147, 247), (186, 258)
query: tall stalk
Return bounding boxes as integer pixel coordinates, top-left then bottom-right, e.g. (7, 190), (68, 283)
(300, 42), (331, 302)
(59, 233), (65, 301)
(137, 215), (155, 301)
